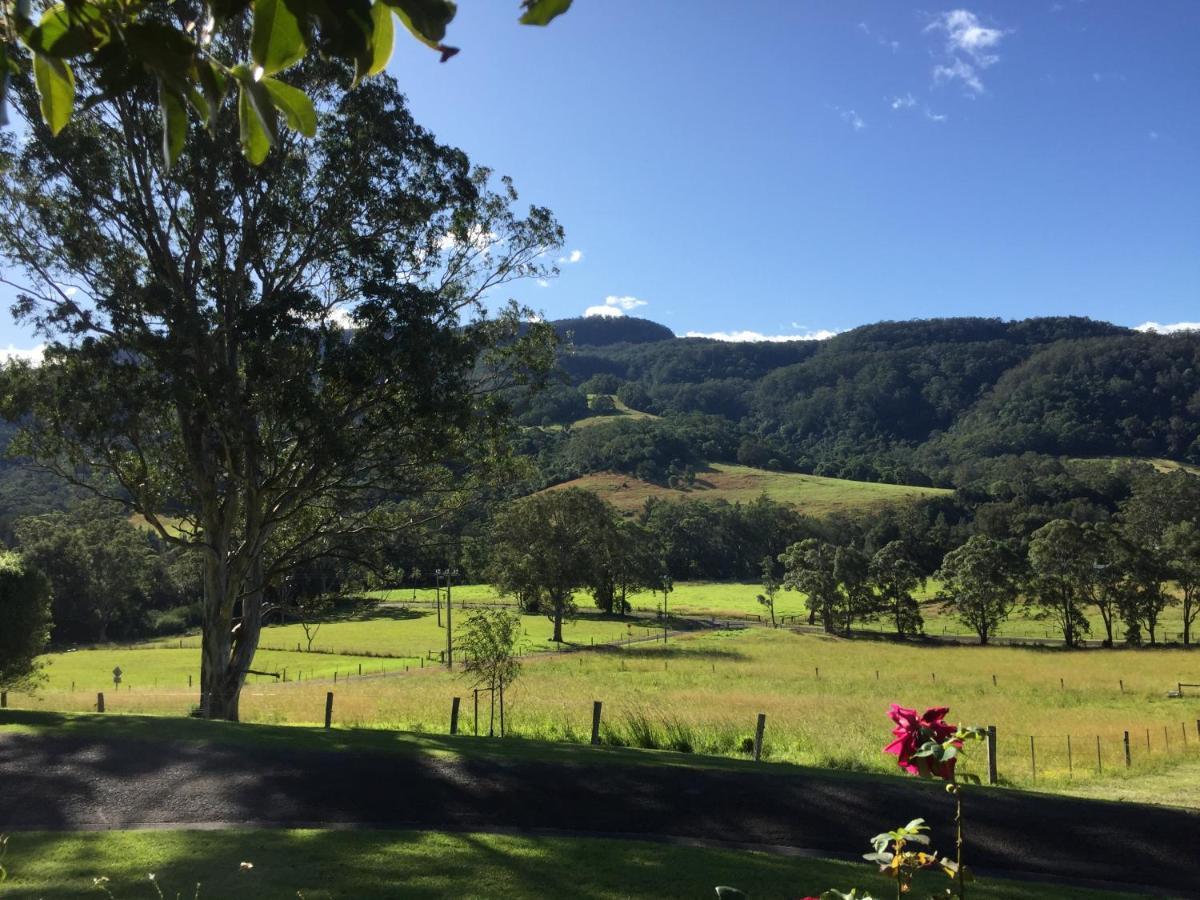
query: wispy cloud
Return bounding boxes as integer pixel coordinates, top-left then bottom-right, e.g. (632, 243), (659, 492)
(1148, 130), (1160, 141)
(684, 329), (838, 343)
(838, 108), (866, 131)
(0, 344), (46, 365)
(890, 93), (917, 110)
(583, 295), (648, 318)
(1135, 321), (1199, 334)
(557, 249), (584, 264)
(926, 9), (1009, 95)
(925, 108), (949, 122)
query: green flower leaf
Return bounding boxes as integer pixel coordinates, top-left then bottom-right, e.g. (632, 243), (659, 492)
(520, 0), (572, 27)
(33, 52), (75, 135)
(366, 2), (396, 77)
(251, 0), (307, 76)
(385, 0), (456, 50)
(158, 78), (188, 168)
(237, 79), (275, 165)
(261, 77), (316, 137)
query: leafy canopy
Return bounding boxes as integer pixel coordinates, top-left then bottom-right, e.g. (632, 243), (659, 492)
(0, 0), (572, 163)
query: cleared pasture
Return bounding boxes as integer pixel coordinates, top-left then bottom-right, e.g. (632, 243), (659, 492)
(541, 463), (952, 516)
(14, 623), (1199, 803)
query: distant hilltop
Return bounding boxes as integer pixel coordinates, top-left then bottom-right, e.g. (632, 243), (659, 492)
(549, 316), (675, 346)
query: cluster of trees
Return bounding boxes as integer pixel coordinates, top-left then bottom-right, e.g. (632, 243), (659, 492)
(485, 488), (668, 642)
(777, 471), (1200, 647)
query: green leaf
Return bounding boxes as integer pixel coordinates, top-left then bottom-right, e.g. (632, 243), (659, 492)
(366, 2), (395, 77)
(195, 60), (230, 135)
(237, 80), (274, 165)
(157, 79), (187, 168)
(519, 0), (572, 26)
(23, 2), (109, 58)
(384, 0), (456, 50)
(261, 77), (316, 137)
(251, 0), (307, 76)
(123, 22), (198, 81)
(33, 52), (75, 135)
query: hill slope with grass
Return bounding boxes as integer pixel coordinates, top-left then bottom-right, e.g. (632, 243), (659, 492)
(542, 463), (952, 516)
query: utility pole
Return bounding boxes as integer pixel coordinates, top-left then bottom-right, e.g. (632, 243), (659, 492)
(438, 567), (460, 668)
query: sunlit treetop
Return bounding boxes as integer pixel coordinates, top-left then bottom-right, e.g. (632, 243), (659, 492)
(0, 0), (571, 164)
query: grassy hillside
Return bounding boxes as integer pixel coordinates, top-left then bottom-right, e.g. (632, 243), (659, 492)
(544, 463), (952, 515)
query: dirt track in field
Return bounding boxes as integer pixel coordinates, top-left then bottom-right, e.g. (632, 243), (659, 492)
(2, 730), (1197, 896)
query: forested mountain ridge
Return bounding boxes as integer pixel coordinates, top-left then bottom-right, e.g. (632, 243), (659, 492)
(517, 316), (1200, 486)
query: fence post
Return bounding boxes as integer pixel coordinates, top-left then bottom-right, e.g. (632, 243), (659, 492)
(474, 690), (480, 736)
(1124, 731), (1131, 768)
(1066, 734), (1073, 777)
(986, 725), (998, 785)
(97, 692), (105, 713)
(324, 691), (334, 729)
(0, 691), (7, 709)
(591, 700), (603, 746)
(450, 697), (460, 735)
(1029, 735), (1036, 780)
(1096, 735), (1102, 773)
(753, 713), (767, 762)
(1119, 679), (1123, 693)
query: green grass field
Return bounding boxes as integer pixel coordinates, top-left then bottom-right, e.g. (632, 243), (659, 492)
(137, 607), (669, 662)
(0, 828), (1128, 900)
(542, 462), (953, 516)
(13, 617), (1200, 804)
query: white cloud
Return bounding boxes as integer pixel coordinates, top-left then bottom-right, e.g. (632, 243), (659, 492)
(928, 9), (1006, 59)
(933, 58), (985, 94)
(605, 295), (647, 311)
(890, 93), (917, 110)
(1135, 321), (1200, 334)
(0, 344), (46, 365)
(1148, 130), (1160, 141)
(925, 108), (949, 122)
(840, 108), (866, 130)
(557, 249), (584, 264)
(536, 278), (550, 288)
(583, 295), (649, 319)
(684, 329), (839, 343)
(926, 9), (1009, 94)
(584, 305), (626, 319)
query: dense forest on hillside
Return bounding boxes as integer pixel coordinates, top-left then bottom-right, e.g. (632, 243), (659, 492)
(519, 316), (1200, 486)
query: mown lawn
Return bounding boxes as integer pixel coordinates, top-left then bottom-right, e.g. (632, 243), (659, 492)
(0, 829), (1132, 899)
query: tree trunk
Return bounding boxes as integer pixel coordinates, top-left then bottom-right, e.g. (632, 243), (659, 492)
(552, 604), (564, 643)
(199, 550), (264, 721)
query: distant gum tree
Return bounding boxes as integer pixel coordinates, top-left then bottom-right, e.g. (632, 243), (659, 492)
(1026, 520), (1092, 647)
(935, 535), (1022, 646)
(869, 540), (925, 637)
(778, 538), (839, 633)
(487, 489), (615, 643)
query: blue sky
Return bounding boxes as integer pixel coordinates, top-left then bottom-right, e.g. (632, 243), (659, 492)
(3, 1), (1197, 353)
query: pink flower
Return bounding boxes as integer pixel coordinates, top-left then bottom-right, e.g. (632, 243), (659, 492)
(884, 704), (960, 779)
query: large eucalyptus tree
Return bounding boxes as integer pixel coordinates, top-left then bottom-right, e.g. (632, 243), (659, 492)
(0, 52), (562, 719)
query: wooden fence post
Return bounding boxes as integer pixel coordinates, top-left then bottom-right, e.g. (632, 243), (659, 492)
(591, 701), (603, 745)
(1096, 735), (1102, 773)
(450, 697), (460, 735)
(1029, 735), (1036, 780)
(97, 692), (105, 713)
(1066, 734), (1073, 777)
(986, 725), (998, 785)
(474, 689), (480, 736)
(753, 713), (767, 762)
(324, 691), (334, 729)
(1123, 731), (1131, 768)
(0, 691), (7, 709)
